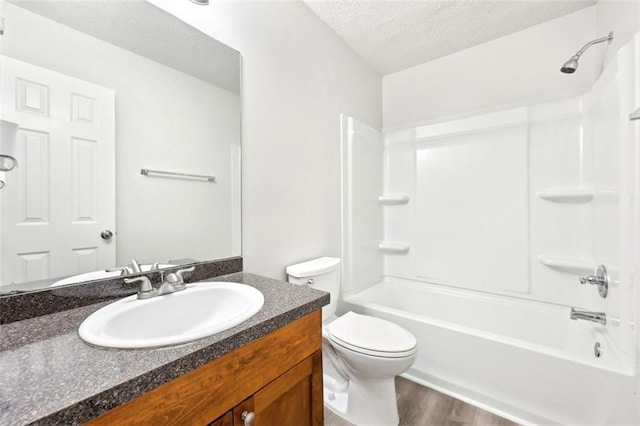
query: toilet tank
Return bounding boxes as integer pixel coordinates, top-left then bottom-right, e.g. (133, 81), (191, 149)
(286, 257), (341, 320)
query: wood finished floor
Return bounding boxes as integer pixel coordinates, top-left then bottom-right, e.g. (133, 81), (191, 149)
(324, 377), (518, 426)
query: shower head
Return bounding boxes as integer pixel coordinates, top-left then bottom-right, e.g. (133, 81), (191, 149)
(560, 31), (613, 74)
(561, 57), (579, 74)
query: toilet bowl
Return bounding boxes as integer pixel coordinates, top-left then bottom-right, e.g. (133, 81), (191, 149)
(286, 257), (417, 426)
(324, 311), (417, 425)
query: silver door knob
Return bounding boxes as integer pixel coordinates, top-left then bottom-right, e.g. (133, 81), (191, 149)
(100, 230), (113, 240)
(241, 411), (255, 426)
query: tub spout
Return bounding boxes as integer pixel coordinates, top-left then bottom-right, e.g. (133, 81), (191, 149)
(570, 308), (606, 325)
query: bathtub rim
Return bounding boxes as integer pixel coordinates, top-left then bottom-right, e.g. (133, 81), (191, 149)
(342, 276), (635, 377)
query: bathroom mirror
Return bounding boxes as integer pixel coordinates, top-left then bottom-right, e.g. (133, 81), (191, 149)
(0, 0), (241, 295)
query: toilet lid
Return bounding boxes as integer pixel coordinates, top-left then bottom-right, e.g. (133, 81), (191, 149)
(328, 312), (417, 357)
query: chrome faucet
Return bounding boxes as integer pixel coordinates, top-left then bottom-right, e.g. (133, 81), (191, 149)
(124, 266), (195, 300)
(570, 308), (606, 325)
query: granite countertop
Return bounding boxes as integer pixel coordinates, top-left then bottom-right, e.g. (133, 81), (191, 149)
(0, 272), (329, 426)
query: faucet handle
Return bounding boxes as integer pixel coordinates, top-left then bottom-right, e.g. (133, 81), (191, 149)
(175, 266), (195, 283)
(579, 275), (603, 285)
(124, 276), (157, 299)
(578, 265), (609, 298)
(164, 273), (181, 284)
(160, 272), (184, 292)
(160, 267), (194, 292)
(128, 259), (142, 273)
(106, 266), (131, 276)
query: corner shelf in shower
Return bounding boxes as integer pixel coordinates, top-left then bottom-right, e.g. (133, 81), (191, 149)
(378, 243), (410, 254)
(538, 255), (594, 274)
(537, 188), (594, 202)
(537, 188), (619, 202)
(378, 195), (410, 205)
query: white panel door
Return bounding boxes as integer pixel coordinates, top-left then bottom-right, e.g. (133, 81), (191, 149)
(0, 56), (115, 285)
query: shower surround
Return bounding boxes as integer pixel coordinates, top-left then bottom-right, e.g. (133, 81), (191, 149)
(340, 33), (640, 425)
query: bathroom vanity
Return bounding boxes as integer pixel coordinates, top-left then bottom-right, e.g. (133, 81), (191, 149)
(0, 272), (329, 425)
(88, 312), (323, 425)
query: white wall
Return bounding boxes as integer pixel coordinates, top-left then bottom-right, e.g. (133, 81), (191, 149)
(3, 2), (241, 265)
(596, 0), (640, 69)
(150, 0), (382, 279)
(383, 6), (598, 129)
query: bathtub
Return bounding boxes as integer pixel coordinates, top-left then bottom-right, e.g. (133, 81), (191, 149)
(342, 278), (637, 425)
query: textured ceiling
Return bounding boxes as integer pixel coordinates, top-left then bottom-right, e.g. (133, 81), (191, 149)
(10, 0), (240, 93)
(304, 0), (596, 75)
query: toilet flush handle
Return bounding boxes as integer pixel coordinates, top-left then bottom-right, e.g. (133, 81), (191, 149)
(306, 278), (314, 287)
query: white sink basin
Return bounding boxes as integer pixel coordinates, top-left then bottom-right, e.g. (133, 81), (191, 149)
(78, 282), (264, 349)
(51, 264), (175, 287)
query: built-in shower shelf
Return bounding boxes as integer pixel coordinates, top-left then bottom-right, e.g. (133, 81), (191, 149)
(537, 188), (619, 202)
(537, 189), (594, 202)
(538, 255), (594, 274)
(378, 195), (410, 205)
(378, 243), (410, 254)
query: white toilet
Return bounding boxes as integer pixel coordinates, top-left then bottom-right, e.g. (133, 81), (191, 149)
(287, 257), (417, 426)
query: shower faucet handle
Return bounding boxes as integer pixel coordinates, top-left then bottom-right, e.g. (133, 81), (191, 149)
(579, 276), (604, 285)
(579, 264), (609, 298)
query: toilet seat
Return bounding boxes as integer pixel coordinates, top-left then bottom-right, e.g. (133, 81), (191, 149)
(328, 312), (417, 358)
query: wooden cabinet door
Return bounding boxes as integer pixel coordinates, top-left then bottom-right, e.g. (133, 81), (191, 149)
(209, 411), (233, 426)
(234, 352), (323, 426)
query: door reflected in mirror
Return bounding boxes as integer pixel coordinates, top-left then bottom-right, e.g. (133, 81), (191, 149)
(0, 0), (241, 294)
